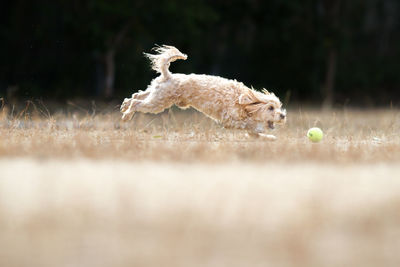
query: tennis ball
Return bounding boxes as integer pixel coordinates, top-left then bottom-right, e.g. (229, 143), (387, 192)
(307, 127), (323, 143)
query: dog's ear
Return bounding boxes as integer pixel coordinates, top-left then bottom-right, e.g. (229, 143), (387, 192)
(244, 103), (264, 115)
(239, 91), (257, 105)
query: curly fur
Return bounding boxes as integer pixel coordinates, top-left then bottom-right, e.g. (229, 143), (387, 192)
(121, 45), (286, 140)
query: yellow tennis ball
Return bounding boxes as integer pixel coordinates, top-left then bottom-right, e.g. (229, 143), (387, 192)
(307, 127), (323, 143)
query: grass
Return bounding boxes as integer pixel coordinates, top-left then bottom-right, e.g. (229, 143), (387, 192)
(1, 160), (400, 267)
(1, 102), (400, 267)
(0, 102), (399, 162)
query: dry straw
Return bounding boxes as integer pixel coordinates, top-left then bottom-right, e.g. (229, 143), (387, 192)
(0, 101), (399, 163)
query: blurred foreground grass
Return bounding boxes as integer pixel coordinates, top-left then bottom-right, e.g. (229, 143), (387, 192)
(1, 160), (400, 267)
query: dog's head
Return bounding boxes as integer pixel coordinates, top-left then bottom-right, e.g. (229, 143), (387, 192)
(239, 89), (286, 130)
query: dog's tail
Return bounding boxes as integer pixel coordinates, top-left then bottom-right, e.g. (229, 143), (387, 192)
(144, 45), (187, 80)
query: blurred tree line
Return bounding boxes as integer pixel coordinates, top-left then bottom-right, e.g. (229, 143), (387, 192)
(1, 0), (399, 106)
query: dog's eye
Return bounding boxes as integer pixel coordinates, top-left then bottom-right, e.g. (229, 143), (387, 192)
(268, 106), (274, 111)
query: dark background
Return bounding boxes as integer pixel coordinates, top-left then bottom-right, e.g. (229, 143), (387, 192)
(1, 0), (399, 107)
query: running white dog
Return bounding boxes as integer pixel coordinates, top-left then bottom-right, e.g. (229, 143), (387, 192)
(121, 45), (286, 140)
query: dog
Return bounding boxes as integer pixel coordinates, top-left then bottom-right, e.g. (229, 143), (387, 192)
(121, 45), (286, 140)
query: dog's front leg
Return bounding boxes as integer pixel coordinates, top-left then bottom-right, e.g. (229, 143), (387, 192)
(245, 122), (277, 141)
(258, 133), (277, 141)
(246, 132), (277, 141)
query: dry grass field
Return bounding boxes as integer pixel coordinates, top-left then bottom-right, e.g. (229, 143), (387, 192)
(1, 102), (400, 267)
(1, 103), (400, 162)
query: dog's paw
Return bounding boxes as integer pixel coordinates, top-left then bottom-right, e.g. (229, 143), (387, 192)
(120, 98), (132, 113)
(258, 133), (277, 141)
(121, 99), (141, 122)
(121, 111), (135, 122)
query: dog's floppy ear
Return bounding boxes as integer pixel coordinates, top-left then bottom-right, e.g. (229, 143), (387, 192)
(239, 91), (258, 105)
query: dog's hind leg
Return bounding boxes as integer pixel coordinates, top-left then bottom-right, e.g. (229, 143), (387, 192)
(121, 91), (175, 121)
(120, 90), (151, 115)
(132, 90), (150, 100)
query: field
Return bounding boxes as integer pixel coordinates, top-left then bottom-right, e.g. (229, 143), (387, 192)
(1, 103), (400, 267)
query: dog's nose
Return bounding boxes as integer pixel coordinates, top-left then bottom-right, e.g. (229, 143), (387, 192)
(280, 114), (286, 119)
